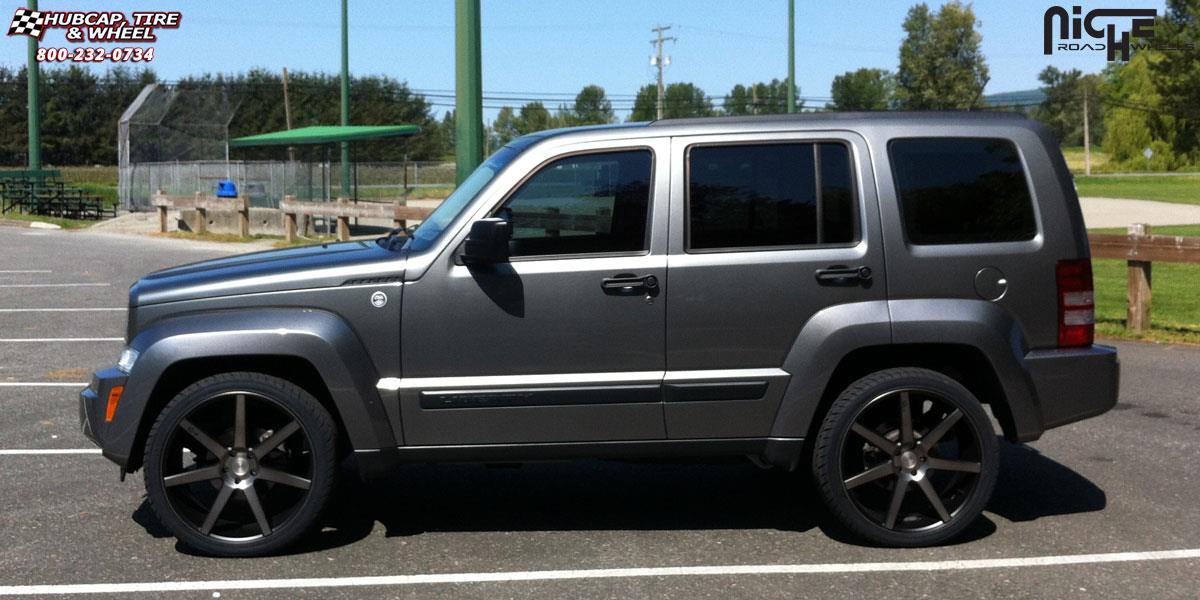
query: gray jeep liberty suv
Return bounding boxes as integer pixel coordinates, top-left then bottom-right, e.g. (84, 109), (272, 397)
(81, 112), (1119, 556)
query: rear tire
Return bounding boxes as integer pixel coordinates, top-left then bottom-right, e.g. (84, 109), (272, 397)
(144, 372), (338, 557)
(812, 367), (998, 547)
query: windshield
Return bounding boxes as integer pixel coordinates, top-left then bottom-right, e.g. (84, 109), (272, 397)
(402, 145), (522, 252)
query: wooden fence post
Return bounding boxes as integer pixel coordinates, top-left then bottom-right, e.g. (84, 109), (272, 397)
(336, 197), (350, 241)
(238, 194), (250, 238)
(392, 200), (405, 231)
(1127, 223), (1152, 333)
(194, 191), (207, 235)
(283, 195), (297, 243)
(155, 190), (167, 233)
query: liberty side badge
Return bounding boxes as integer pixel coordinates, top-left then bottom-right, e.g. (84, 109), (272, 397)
(370, 291), (388, 308)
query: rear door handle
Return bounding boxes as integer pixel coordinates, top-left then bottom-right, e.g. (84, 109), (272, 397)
(602, 273), (659, 296)
(815, 265), (872, 285)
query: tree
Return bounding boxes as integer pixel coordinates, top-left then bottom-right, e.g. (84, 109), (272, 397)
(630, 82), (715, 121)
(827, 68), (893, 111)
(491, 106), (520, 148)
(516, 101), (556, 133)
(723, 79), (801, 115)
(1101, 52), (1186, 170)
(1150, 0), (1200, 161)
(567, 85), (615, 125)
(1032, 66), (1103, 146)
(630, 84), (658, 121)
(894, 2), (989, 109)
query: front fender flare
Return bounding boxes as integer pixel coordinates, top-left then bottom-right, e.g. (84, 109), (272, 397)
(108, 308), (396, 468)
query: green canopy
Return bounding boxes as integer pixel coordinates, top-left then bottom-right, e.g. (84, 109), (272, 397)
(230, 125), (420, 148)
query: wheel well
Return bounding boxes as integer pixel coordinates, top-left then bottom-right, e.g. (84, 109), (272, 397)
(125, 355), (346, 472)
(809, 344), (1018, 442)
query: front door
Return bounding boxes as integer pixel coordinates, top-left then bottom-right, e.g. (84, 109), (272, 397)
(399, 141), (670, 446)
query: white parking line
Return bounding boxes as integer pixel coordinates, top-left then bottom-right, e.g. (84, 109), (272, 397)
(0, 548), (1198, 596)
(0, 449), (101, 455)
(0, 308), (124, 312)
(0, 382), (87, 387)
(0, 337), (122, 342)
(0, 283), (109, 288)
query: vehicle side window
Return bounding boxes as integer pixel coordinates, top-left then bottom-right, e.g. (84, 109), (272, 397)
(687, 142), (857, 251)
(889, 138), (1037, 245)
(494, 150), (653, 257)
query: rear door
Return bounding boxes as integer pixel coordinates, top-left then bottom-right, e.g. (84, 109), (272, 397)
(663, 131), (885, 439)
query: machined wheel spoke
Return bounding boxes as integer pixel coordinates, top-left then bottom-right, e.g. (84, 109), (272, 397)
(851, 423), (899, 456)
(180, 419), (227, 458)
(243, 484), (272, 535)
(916, 476), (952, 523)
(899, 391), (914, 445)
(257, 467), (311, 490)
(199, 484), (234, 535)
(922, 408), (963, 449)
(927, 457), (981, 473)
(884, 477), (909, 529)
(234, 394), (247, 449)
(844, 462), (894, 490)
(252, 421), (301, 457)
(163, 465), (221, 487)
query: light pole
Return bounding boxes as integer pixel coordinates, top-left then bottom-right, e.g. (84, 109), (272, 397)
(27, 0), (41, 174)
(455, 0), (483, 184)
(339, 0), (351, 198)
(787, 0), (796, 113)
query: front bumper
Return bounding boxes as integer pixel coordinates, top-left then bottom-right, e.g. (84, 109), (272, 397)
(79, 367), (129, 466)
(1026, 344), (1120, 430)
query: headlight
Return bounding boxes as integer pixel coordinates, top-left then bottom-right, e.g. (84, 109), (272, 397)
(117, 348), (140, 373)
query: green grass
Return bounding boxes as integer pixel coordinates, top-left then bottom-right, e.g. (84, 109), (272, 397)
(0, 212), (94, 229)
(1093, 256), (1200, 345)
(1089, 224), (1200, 237)
(1061, 146), (1111, 173)
(1074, 175), (1200, 205)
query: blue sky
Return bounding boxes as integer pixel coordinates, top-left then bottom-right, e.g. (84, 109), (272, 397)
(0, 0), (1169, 120)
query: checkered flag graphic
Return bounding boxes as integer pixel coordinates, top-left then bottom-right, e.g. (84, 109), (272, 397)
(8, 7), (45, 38)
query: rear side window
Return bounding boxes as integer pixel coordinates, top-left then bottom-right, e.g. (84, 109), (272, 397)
(687, 142), (856, 251)
(889, 138), (1037, 245)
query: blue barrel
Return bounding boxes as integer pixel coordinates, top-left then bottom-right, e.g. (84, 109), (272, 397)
(216, 179), (238, 198)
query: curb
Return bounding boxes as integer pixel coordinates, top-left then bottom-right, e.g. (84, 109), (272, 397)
(0, 219), (62, 230)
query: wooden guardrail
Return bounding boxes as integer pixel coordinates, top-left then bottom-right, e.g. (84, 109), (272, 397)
(151, 191), (437, 242)
(1088, 223), (1200, 333)
(279, 196), (434, 242)
(151, 191), (250, 236)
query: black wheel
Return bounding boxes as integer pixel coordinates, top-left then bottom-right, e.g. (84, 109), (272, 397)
(144, 372), (338, 557)
(813, 367), (998, 547)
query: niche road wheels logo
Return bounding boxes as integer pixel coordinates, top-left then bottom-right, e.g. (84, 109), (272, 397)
(1043, 5), (1156, 61)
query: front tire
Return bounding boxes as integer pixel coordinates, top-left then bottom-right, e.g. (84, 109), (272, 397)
(144, 372), (338, 557)
(812, 368), (998, 547)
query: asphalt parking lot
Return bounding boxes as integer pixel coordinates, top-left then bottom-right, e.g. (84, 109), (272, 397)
(1, 225), (1199, 599)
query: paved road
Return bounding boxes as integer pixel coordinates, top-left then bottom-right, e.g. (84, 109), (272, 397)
(1079, 197), (1200, 229)
(1, 226), (1199, 599)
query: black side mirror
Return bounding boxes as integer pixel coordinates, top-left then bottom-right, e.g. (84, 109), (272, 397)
(461, 218), (511, 265)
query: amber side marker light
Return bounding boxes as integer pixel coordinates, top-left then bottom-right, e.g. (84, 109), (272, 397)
(105, 386), (124, 422)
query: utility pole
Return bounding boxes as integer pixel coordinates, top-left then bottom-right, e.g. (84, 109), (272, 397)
(339, 0), (351, 198)
(455, 0), (483, 184)
(26, 0), (41, 177)
(651, 25), (676, 120)
(787, 0), (796, 113)
(1083, 86), (1092, 176)
(281, 67), (295, 162)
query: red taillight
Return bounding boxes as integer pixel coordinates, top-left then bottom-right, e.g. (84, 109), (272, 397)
(1057, 259), (1095, 347)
